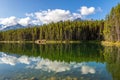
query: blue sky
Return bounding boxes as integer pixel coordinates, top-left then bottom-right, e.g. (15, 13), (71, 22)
(0, 0), (120, 26)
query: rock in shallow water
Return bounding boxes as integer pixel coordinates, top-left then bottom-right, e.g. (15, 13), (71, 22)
(31, 77), (38, 80)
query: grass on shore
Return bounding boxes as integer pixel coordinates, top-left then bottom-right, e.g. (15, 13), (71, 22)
(101, 41), (120, 46)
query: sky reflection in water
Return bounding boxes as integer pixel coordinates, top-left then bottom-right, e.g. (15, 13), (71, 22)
(0, 52), (96, 74)
(0, 43), (115, 80)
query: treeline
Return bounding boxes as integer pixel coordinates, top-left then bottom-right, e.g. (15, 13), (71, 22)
(0, 20), (104, 41)
(0, 4), (120, 42)
(104, 3), (120, 41)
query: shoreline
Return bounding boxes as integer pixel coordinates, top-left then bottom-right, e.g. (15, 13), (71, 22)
(0, 41), (120, 46)
(101, 41), (120, 46)
(0, 41), (81, 44)
(0, 41), (34, 43)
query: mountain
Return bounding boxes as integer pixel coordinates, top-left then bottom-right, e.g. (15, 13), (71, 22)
(74, 18), (82, 21)
(0, 24), (26, 31)
(0, 24), (5, 30)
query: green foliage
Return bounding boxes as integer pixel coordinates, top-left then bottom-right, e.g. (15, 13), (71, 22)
(0, 20), (104, 41)
(104, 3), (120, 41)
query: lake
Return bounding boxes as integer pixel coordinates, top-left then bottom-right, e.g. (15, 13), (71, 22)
(0, 43), (119, 80)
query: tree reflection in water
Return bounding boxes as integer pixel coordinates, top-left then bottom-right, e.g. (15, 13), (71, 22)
(0, 43), (119, 80)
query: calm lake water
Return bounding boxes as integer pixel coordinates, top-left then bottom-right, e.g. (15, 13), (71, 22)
(0, 43), (119, 80)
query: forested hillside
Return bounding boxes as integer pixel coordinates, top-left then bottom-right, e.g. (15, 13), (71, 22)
(0, 4), (120, 42)
(104, 4), (120, 41)
(0, 20), (104, 41)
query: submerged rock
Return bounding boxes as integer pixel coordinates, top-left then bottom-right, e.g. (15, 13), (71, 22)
(31, 77), (38, 80)
(47, 77), (56, 80)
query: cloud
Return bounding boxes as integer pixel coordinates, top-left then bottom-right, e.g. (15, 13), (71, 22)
(0, 6), (98, 27)
(97, 7), (103, 12)
(0, 17), (32, 27)
(33, 9), (81, 24)
(0, 16), (17, 26)
(0, 9), (81, 27)
(25, 13), (34, 17)
(18, 17), (31, 26)
(79, 6), (95, 16)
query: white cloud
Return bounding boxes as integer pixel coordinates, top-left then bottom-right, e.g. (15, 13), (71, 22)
(0, 16), (17, 26)
(18, 17), (31, 26)
(34, 9), (81, 24)
(31, 20), (42, 25)
(0, 7), (98, 28)
(0, 9), (81, 27)
(79, 6), (95, 16)
(97, 7), (103, 12)
(25, 13), (34, 17)
(0, 17), (31, 27)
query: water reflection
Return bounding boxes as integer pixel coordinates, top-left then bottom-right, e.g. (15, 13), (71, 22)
(81, 65), (95, 74)
(0, 43), (119, 80)
(0, 43), (104, 62)
(0, 52), (96, 74)
(0, 52), (30, 65)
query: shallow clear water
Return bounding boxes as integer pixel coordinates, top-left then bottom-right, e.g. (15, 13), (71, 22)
(0, 43), (119, 80)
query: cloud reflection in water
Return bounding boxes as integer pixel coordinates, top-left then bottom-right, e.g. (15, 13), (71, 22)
(0, 52), (96, 74)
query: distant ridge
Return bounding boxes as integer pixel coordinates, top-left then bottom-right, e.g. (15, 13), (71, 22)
(0, 24), (29, 31)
